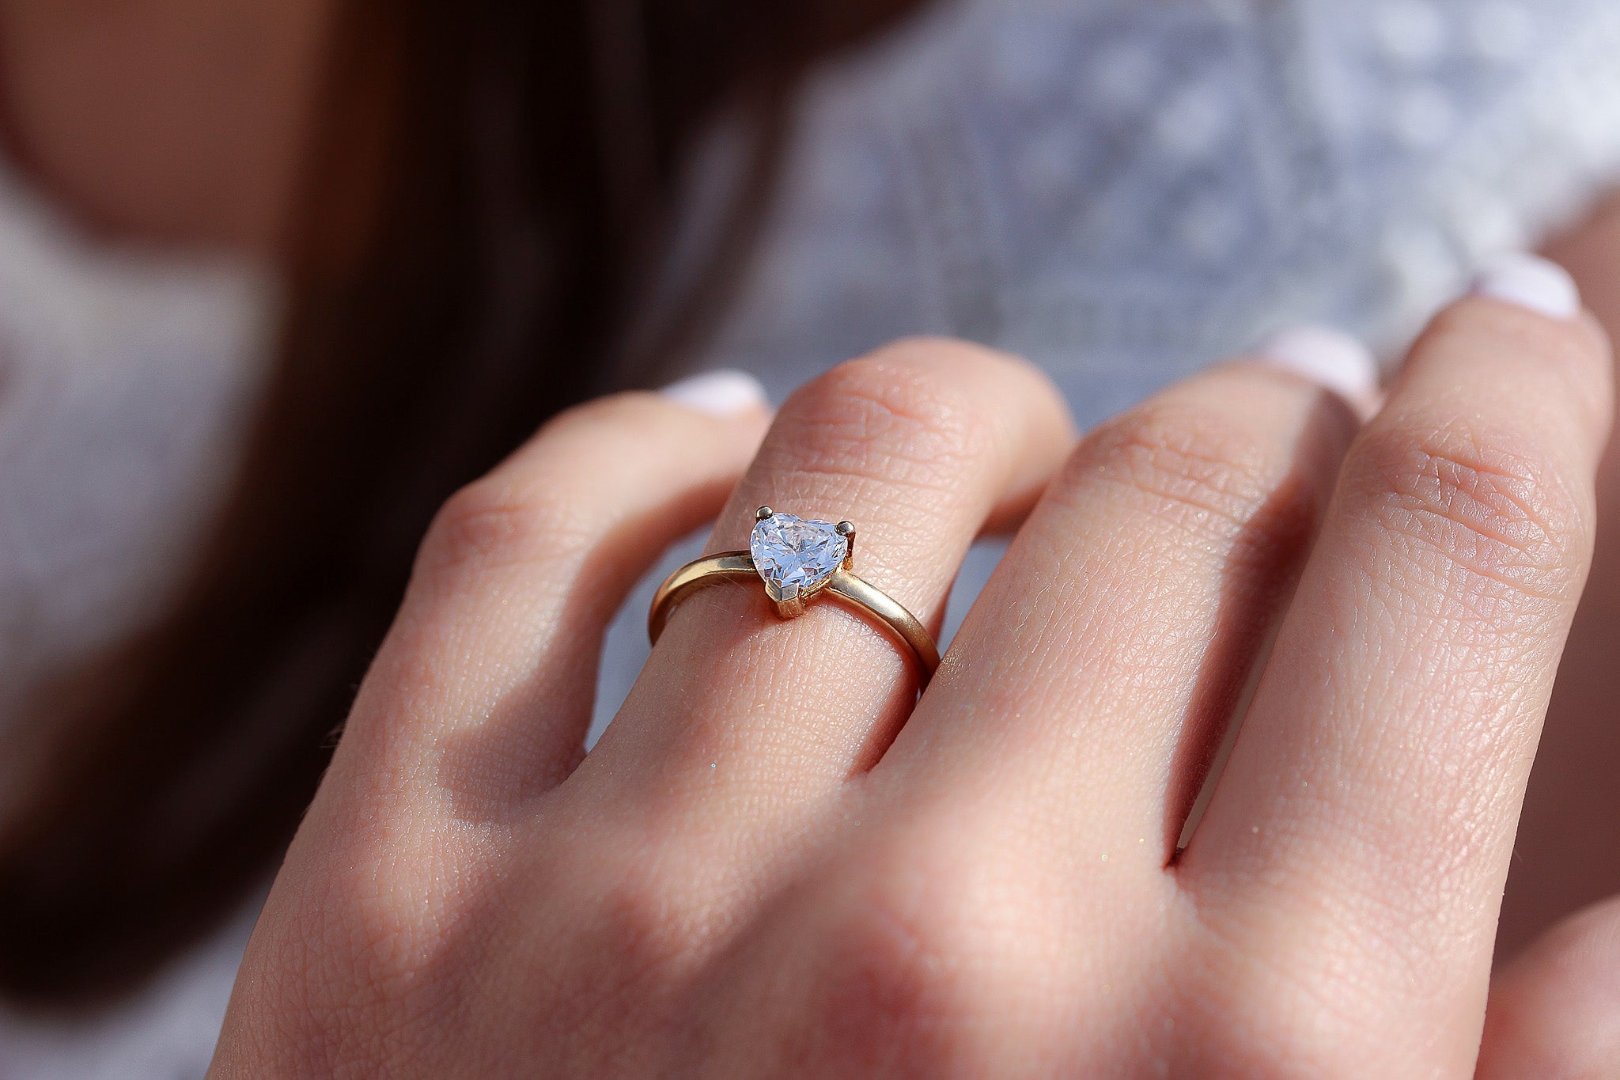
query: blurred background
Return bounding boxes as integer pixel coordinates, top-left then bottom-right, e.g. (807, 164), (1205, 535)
(1, 2), (1618, 1076)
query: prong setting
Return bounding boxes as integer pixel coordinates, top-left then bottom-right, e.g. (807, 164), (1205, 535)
(650, 508), (939, 684)
(749, 509), (850, 617)
(837, 521), (857, 568)
(761, 576), (806, 617)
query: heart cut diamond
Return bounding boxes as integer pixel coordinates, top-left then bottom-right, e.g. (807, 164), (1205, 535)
(749, 512), (848, 599)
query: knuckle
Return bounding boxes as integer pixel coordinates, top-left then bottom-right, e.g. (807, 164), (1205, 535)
(533, 830), (708, 1006)
(585, 860), (701, 988)
(804, 884), (986, 1075)
(316, 831), (471, 1004)
(772, 346), (1004, 493)
(413, 392), (681, 583)
(1181, 941), (1411, 1079)
(417, 474), (583, 580)
(798, 831), (1048, 1077)
(1350, 418), (1589, 611)
(232, 843), (467, 1074)
(1070, 402), (1314, 554)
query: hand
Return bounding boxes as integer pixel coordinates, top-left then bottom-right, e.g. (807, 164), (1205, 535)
(211, 277), (1615, 1077)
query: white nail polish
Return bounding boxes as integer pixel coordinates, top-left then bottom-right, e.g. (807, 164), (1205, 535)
(1471, 252), (1582, 320)
(1254, 324), (1380, 406)
(659, 369), (769, 416)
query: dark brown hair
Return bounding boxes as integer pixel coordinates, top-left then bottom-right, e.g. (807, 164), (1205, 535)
(0, 0), (928, 1007)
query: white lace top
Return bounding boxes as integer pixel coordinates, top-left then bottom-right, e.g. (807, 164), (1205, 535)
(674, 0), (1620, 412)
(6, 0), (1620, 1074)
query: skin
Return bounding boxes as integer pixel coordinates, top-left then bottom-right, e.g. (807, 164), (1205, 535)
(4, 5), (1620, 1075)
(208, 305), (1613, 1076)
(1499, 193), (1620, 957)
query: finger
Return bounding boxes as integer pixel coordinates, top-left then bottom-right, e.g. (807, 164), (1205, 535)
(333, 373), (771, 812)
(879, 341), (1370, 863)
(1478, 894), (1620, 1079)
(1186, 258), (1614, 1052)
(585, 339), (1076, 805)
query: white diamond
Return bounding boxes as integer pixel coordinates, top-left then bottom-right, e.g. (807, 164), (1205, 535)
(750, 513), (847, 599)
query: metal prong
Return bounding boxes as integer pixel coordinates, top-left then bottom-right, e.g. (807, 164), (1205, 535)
(763, 578), (804, 617)
(756, 505), (774, 521)
(837, 520), (857, 567)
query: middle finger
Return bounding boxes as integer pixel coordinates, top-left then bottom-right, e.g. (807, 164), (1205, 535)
(883, 354), (1367, 862)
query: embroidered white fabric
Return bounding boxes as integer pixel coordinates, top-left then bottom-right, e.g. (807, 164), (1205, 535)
(7, 0), (1620, 1074)
(671, 0), (1620, 419)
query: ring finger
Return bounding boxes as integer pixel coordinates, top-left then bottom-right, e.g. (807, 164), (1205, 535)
(580, 338), (1074, 814)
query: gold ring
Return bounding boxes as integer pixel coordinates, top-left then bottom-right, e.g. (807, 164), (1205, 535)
(647, 506), (941, 685)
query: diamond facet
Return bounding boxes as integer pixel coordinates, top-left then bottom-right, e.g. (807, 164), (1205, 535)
(749, 512), (848, 599)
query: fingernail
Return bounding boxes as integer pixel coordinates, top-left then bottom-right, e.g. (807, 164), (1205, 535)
(1254, 324), (1380, 407)
(658, 369), (769, 416)
(1471, 252), (1581, 320)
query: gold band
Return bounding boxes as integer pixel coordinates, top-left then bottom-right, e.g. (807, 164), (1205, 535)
(647, 552), (941, 685)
